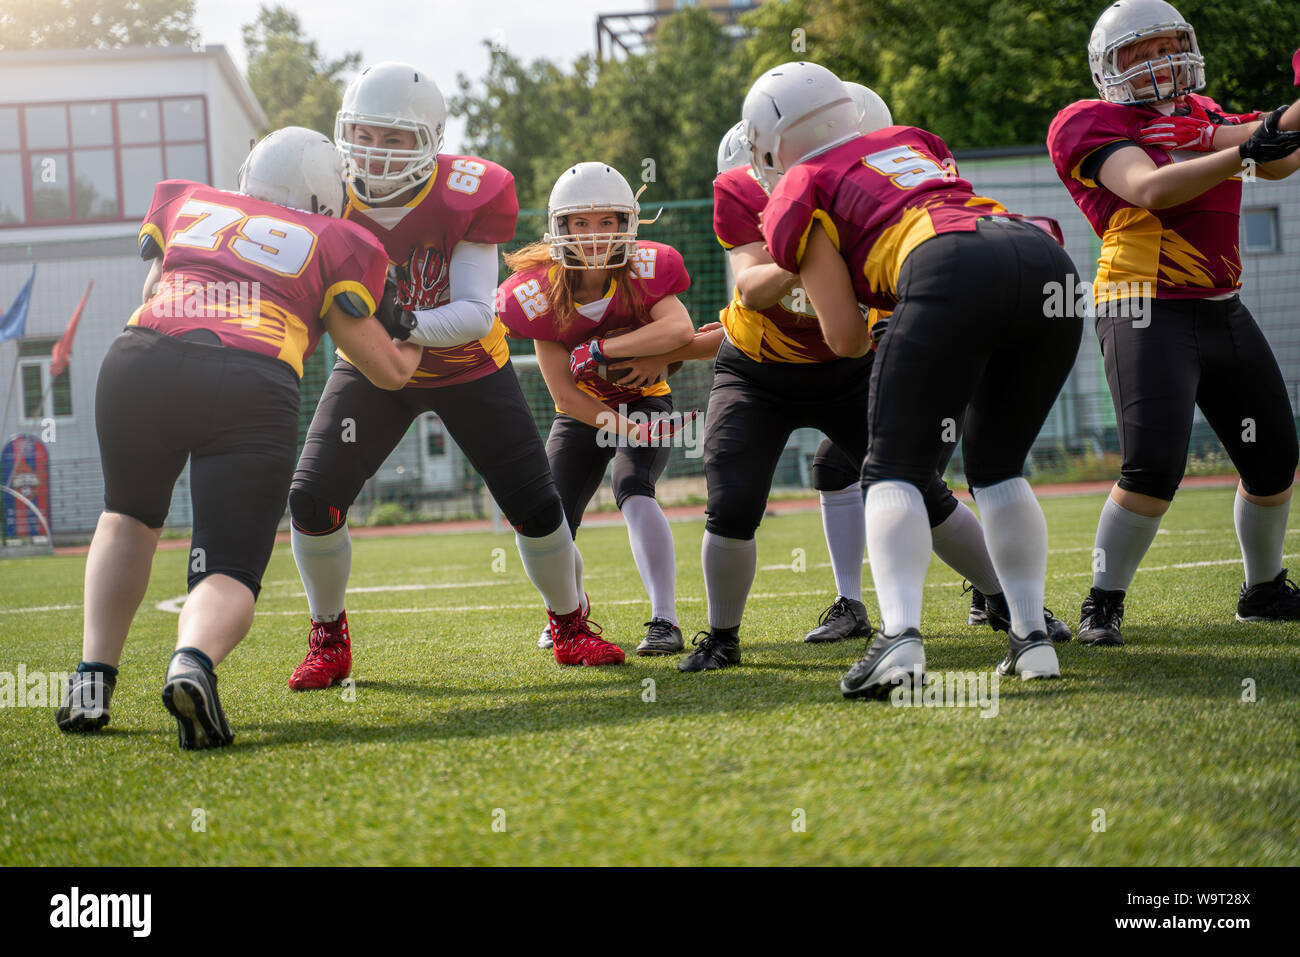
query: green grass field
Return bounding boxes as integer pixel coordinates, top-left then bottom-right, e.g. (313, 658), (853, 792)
(1, 484), (1297, 866)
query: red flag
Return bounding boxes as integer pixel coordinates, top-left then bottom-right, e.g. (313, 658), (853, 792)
(49, 280), (92, 378)
(1293, 46), (1300, 85)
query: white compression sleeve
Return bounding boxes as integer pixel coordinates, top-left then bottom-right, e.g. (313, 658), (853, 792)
(407, 241), (499, 348)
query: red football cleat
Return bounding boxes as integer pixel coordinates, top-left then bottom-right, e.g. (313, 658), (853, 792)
(288, 612), (352, 690)
(550, 607), (625, 666)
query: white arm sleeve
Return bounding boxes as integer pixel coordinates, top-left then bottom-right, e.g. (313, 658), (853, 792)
(407, 241), (500, 348)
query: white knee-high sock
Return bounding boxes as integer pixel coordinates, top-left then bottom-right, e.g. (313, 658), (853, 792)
(820, 483), (865, 601)
(1091, 495), (1163, 592)
(516, 523), (580, 615)
(621, 495), (677, 624)
(930, 501), (1001, 595)
(291, 524), (352, 622)
(864, 481), (931, 635)
(1234, 491), (1290, 586)
(701, 531), (756, 630)
(572, 543), (588, 613)
(972, 477), (1047, 637)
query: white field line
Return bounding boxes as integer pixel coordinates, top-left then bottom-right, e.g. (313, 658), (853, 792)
(4, 548), (1291, 618)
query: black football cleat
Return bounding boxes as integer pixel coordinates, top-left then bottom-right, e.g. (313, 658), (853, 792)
(1236, 568), (1300, 621)
(678, 628), (740, 672)
(981, 590), (1073, 643)
(804, 596), (874, 643)
(840, 629), (925, 700)
(996, 630), (1060, 680)
(162, 652), (234, 750)
(637, 618), (685, 656)
(966, 583), (989, 625)
(1078, 587), (1126, 646)
(55, 669), (115, 733)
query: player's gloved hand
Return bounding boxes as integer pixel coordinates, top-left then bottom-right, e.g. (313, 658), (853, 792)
(1238, 106), (1300, 163)
(1026, 215), (1066, 246)
(1139, 112), (1219, 151)
(375, 277), (417, 341)
(569, 338), (607, 381)
(632, 410), (698, 446)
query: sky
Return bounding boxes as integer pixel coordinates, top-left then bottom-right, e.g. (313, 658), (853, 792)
(193, 0), (634, 152)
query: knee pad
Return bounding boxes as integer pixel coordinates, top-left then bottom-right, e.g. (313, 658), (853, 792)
(921, 475), (959, 528)
(812, 439), (862, 492)
(288, 488), (348, 535)
(515, 497), (565, 539)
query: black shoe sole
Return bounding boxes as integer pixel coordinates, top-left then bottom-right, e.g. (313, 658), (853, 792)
(55, 710), (110, 732)
(1078, 630), (1124, 647)
(162, 677), (233, 750)
(841, 670), (923, 700)
(677, 654), (739, 672)
(637, 644), (685, 657)
(804, 625), (873, 644)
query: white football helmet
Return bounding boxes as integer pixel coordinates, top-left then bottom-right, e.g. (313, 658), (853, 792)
(741, 61), (861, 193)
(717, 121), (750, 175)
(1088, 0), (1204, 104)
(335, 61), (446, 202)
(237, 126), (345, 217)
(546, 163), (643, 270)
(844, 82), (893, 134)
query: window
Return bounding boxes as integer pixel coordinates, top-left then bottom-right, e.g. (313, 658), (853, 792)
(1242, 207), (1279, 253)
(18, 339), (72, 421)
(0, 96), (209, 229)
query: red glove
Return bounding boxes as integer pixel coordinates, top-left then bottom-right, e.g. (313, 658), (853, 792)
(633, 410), (698, 446)
(1138, 113), (1219, 151)
(569, 338), (607, 381)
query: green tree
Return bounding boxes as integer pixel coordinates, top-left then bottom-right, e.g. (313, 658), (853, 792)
(452, 7), (753, 208)
(242, 4), (360, 137)
(741, 0), (1300, 149)
(0, 0), (196, 50)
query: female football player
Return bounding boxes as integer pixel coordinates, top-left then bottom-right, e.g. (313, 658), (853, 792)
(747, 62), (1085, 696)
(289, 63), (625, 676)
(1048, 0), (1300, 645)
(56, 128), (424, 748)
(688, 95), (1070, 672)
(498, 162), (721, 656)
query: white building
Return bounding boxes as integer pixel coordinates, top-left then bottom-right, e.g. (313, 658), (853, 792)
(0, 44), (266, 539)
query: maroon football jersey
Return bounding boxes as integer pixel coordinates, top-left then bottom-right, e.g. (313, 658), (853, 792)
(131, 180), (387, 378)
(762, 128), (1007, 311)
(343, 153), (519, 387)
(1047, 95), (1243, 300)
(496, 241), (689, 410)
(713, 165), (841, 363)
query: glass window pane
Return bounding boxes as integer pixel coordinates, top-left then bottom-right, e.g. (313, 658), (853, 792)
(1244, 209), (1276, 251)
(0, 155), (24, 224)
(73, 149), (119, 219)
(52, 369), (72, 417)
(24, 105), (68, 149)
(0, 108), (18, 147)
(163, 98), (204, 141)
(121, 146), (163, 217)
(70, 103), (114, 146)
(29, 152), (71, 220)
(165, 143), (208, 184)
(117, 100), (160, 144)
(21, 365), (44, 419)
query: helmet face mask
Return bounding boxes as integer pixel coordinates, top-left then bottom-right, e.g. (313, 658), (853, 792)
(335, 62), (446, 203)
(545, 163), (642, 270)
(1088, 1), (1205, 104)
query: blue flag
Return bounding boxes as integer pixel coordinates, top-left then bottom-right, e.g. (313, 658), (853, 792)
(0, 267), (36, 344)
